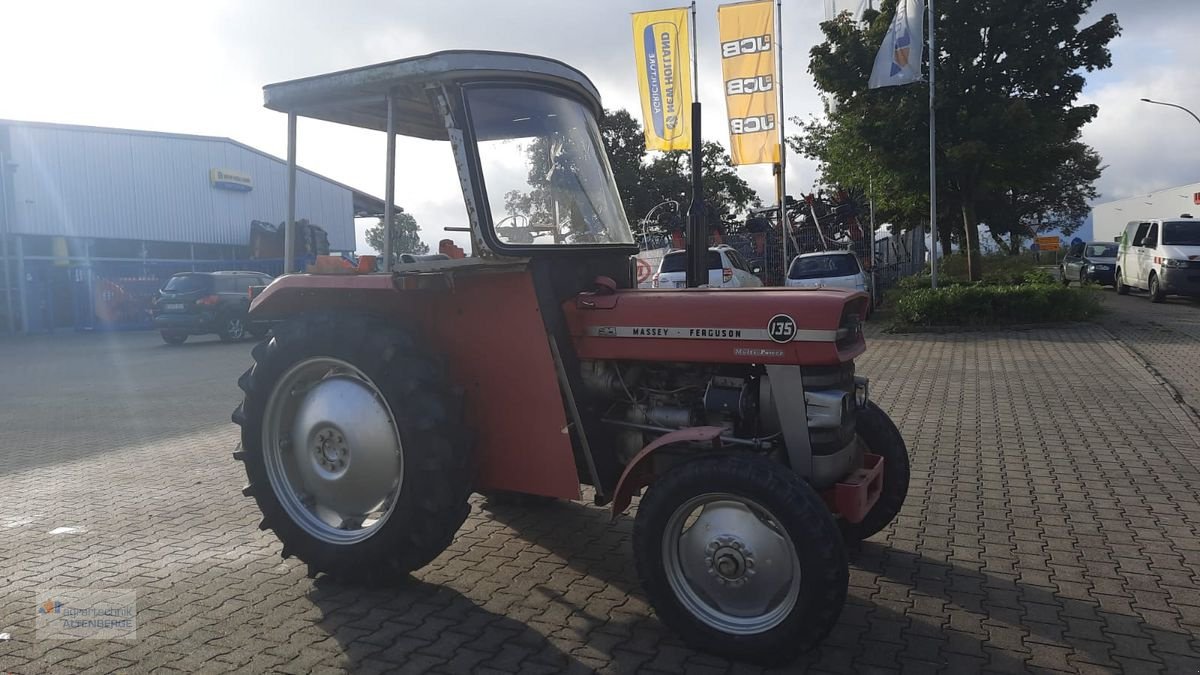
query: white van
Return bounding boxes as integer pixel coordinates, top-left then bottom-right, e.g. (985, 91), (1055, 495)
(1114, 215), (1200, 302)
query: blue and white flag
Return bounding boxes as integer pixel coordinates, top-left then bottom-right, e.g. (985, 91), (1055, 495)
(868, 0), (925, 89)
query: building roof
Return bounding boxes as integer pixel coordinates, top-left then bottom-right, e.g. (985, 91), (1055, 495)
(0, 118), (386, 216)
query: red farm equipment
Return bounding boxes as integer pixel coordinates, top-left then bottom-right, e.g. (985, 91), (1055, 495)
(231, 51), (910, 664)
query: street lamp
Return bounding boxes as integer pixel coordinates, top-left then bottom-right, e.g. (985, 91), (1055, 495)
(1140, 98), (1200, 126)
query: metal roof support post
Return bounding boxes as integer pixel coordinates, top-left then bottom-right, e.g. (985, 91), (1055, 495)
(0, 151), (14, 333)
(14, 234), (28, 333)
(383, 93), (396, 272)
(284, 113), (297, 274)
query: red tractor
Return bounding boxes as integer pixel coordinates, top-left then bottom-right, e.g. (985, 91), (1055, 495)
(233, 51), (910, 664)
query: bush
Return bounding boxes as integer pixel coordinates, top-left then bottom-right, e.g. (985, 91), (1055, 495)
(892, 283), (1103, 327)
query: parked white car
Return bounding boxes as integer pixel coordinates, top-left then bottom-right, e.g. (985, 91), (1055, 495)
(1114, 215), (1200, 302)
(652, 246), (764, 288)
(785, 251), (867, 292)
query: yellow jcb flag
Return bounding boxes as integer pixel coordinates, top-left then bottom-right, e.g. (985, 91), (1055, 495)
(717, 1), (779, 165)
(632, 8), (693, 151)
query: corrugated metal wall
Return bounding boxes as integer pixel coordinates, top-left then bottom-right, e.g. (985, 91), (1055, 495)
(1092, 181), (1200, 244)
(4, 122), (356, 250)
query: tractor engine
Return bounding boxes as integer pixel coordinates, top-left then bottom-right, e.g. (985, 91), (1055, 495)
(580, 360), (863, 469)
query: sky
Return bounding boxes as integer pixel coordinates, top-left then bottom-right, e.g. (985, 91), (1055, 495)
(1, 0), (1197, 252)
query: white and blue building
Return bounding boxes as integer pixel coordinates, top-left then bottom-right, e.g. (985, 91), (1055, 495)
(0, 119), (381, 333)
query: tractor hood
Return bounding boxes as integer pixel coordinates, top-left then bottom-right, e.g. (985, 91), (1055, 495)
(564, 287), (868, 366)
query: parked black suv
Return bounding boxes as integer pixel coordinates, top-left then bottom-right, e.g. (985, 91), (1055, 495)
(153, 271), (273, 345)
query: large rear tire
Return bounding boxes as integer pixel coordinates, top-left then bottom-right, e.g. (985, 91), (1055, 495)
(841, 402), (910, 542)
(633, 453), (847, 665)
(232, 313), (471, 581)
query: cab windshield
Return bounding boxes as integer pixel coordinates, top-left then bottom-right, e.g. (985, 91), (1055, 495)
(467, 86), (633, 247)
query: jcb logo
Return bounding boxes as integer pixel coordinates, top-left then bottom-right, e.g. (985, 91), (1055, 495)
(730, 114), (776, 135)
(767, 314), (796, 344)
(725, 76), (774, 96)
(721, 35), (772, 58)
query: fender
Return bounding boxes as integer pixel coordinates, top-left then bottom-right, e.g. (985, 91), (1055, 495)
(610, 426), (725, 519)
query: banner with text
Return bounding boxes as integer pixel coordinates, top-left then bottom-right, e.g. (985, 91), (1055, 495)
(632, 8), (693, 151)
(718, 0), (779, 165)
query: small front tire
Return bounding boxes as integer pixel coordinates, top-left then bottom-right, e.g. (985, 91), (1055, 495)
(1115, 269), (1129, 295)
(633, 453), (847, 665)
(161, 331), (187, 345)
(841, 403), (910, 542)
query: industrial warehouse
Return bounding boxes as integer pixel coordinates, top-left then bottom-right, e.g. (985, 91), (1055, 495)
(0, 119), (382, 333)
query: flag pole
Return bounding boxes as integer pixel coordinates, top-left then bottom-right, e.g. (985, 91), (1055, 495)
(927, 0), (938, 288)
(686, 0), (708, 288)
(776, 0), (788, 284)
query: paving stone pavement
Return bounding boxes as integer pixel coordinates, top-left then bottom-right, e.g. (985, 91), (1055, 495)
(1096, 289), (1200, 426)
(1, 321), (1199, 674)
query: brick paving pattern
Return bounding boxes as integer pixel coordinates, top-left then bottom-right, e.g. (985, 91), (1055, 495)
(1098, 292), (1200, 426)
(1, 306), (1199, 673)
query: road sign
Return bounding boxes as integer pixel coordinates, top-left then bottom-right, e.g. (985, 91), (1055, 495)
(1035, 236), (1061, 251)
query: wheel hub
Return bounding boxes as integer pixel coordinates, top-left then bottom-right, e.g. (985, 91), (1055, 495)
(664, 495), (801, 635)
(706, 536), (755, 586)
(262, 358), (404, 545)
(313, 427), (349, 474)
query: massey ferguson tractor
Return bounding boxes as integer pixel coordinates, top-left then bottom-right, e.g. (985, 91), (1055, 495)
(231, 51), (910, 664)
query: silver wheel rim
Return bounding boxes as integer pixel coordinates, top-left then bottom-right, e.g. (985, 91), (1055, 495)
(227, 318), (244, 339)
(262, 357), (403, 545)
(662, 492), (801, 635)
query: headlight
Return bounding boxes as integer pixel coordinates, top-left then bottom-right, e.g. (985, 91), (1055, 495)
(1162, 259), (1186, 268)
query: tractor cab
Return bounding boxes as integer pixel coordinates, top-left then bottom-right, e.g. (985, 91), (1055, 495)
(263, 50), (638, 277)
(239, 51), (908, 666)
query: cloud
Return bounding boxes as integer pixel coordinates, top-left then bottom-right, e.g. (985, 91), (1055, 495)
(1, 0), (1194, 252)
(1081, 0), (1200, 203)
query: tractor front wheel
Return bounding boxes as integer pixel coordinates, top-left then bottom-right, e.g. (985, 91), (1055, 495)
(841, 402), (910, 542)
(232, 313), (471, 581)
(633, 453), (847, 665)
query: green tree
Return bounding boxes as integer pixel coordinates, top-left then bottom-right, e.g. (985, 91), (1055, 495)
(619, 140), (760, 237)
(365, 209), (428, 264)
(599, 108), (649, 226)
(507, 108), (760, 239)
(796, 0), (1119, 279)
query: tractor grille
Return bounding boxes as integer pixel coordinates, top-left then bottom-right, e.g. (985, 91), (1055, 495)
(802, 363), (857, 455)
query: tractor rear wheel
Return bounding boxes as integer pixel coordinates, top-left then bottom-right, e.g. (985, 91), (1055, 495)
(232, 313), (471, 581)
(633, 453), (847, 665)
(841, 402), (910, 542)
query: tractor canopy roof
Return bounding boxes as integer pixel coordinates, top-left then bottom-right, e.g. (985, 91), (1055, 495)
(263, 50), (603, 140)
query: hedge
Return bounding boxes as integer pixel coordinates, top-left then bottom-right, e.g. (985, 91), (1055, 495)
(892, 279), (1103, 327)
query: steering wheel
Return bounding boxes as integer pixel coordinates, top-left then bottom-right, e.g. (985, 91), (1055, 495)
(494, 214), (530, 231)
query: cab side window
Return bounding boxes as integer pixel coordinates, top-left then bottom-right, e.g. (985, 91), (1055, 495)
(1144, 224), (1158, 249)
(1132, 223), (1151, 247)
